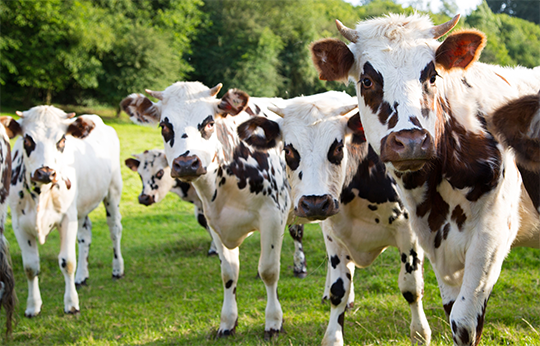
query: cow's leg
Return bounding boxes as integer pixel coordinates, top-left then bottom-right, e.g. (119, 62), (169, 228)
(259, 221), (285, 339)
(288, 224), (307, 278)
(447, 235), (512, 346)
(209, 227), (240, 337)
(58, 215), (79, 314)
(194, 205), (217, 256)
(75, 215), (92, 287)
(13, 229), (42, 317)
(322, 233), (355, 307)
(321, 222), (354, 346)
(104, 175), (124, 279)
(395, 226), (431, 345)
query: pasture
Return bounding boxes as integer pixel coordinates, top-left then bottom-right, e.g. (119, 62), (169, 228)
(0, 108), (538, 345)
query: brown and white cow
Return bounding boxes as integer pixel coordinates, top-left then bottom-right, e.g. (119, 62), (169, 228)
(311, 13), (540, 346)
(121, 82), (306, 338)
(238, 91), (431, 345)
(0, 120), (15, 336)
(6, 106), (124, 316)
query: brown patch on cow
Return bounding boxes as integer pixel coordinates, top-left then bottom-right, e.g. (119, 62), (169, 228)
(218, 89), (249, 116)
(0, 139), (11, 204)
(65, 178), (71, 190)
(489, 93), (540, 172)
(66, 261), (75, 275)
(420, 62), (438, 119)
(67, 117), (95, 139)
(361, 62), (385, 118)
(0, 116), (22, 139)
(120, 94), (161, 124)
(387, 108), (399, 129)
(435, 30), (486, 71)
(237, 117), (280, 150)
(451, 205), (466, 231)
(311, 38), (354, 83)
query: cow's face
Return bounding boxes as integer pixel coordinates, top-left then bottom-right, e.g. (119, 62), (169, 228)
(121, 82), (250, 182)
(239, 92), (359, 220)
(125, 150), (174, 206)
(311, 14), (485, 173)
(4, 106), (94, 184)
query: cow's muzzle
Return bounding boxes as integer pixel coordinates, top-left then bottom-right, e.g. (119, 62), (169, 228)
(138, 194), (155, 206)
(295, 194), (339, 221)
(32, 167), (57, 184)
(380, 129), (435, 172)
(171, 154), (207, 181)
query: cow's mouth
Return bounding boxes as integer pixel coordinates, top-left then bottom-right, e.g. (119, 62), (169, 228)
(390, 159), (428, 172)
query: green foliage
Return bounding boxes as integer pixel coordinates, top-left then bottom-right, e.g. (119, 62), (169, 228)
(487, 0), (540, 24)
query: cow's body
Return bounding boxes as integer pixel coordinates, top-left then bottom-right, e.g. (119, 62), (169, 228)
(0, 121), (15, 335)
(6, 106), (123, 316)
(121, 82), (305, 337)
(311, 14), (540, 345)
(239, 91), (430, 345)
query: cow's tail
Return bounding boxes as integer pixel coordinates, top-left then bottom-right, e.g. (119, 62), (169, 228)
(489, 92), (540, 172)
(0, 234), (16, 338)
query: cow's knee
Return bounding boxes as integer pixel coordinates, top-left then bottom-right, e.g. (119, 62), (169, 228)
(259, 266), (279, 285)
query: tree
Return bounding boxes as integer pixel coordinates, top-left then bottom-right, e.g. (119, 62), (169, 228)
(487, 0), (540, 24)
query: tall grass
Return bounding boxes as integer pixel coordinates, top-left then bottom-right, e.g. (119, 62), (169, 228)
(1, 112), (538, 345)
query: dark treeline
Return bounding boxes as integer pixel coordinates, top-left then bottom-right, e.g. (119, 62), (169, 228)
(1, 0), (539, 109)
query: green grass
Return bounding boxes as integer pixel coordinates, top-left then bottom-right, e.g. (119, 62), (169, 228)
(1, 111), (539, 345)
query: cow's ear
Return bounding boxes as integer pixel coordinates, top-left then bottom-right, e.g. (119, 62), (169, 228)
(218, 89), (250, 116)
(238, 117), (281, 149)
(346, 112), (366, 143)
(0, 116), (22, 139)
(435, 30), (486, 71)
(311, 38), (355, 82)
(121, 93), (161, 125)
(124, 158), (141, 172)
(67, 117), (95, 139)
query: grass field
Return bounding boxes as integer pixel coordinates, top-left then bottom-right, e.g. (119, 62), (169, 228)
(1, 109), (539, 345)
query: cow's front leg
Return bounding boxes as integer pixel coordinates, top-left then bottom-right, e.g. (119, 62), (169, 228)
(321, 222), (354, 346)
(75, 215), (91, 287)
(13, 229), (42, 317)
(259, 221), (285, 339)
(104, 185), (124, 279)
(396, 226), (431, 345)
(194, 205), (217, 256)
(288, 224), (307, 278)
(209, 228), (240, 337)
(58, 215), (79, 314)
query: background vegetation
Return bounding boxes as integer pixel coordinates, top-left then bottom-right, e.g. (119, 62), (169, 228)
(1, 0), (539, 110)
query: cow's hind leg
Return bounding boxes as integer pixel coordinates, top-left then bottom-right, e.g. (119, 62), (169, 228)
(288, 224), (307, 278)
(259, 220), (285, 339)
(104, 175), (124, 279)
(210, 228), (240, 337)
(396, 226), (431, 345)
(75, 215), (92, 287)
(321, 222), (354, 346)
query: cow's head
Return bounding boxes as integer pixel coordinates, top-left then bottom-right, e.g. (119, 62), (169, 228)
(238, 91), (359, 220)
(125, 149), (175, 206)
(311, 14), (486, 173)
(121, 82), (250, 182)
(1, 106), (95, 184)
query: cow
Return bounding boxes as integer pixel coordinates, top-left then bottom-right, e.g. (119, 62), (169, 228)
(0, 120), (16, 336)
(121, 81), (307, 338)
(310, 13), (540, 346)
(5, 105), (124, 317)
(125, 149), (218, 256)
(238, 91), (431, 345)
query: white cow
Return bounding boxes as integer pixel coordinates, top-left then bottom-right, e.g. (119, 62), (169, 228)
(6, 106), (124, 316)
(238, 91), (431, 345)
(121, 82), (305, 338)
(311, 13), (540, 345)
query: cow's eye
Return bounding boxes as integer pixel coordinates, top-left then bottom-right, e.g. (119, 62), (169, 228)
(430, 75), (437, 84)
(57, 135), (66, 152)
(206, 121), (215, 130)
(155, 169), (164, 179)
(361, 78), (373, 88)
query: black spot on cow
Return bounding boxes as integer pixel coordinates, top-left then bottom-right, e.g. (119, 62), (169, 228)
(330, 255), (340, 269)
(443, 223), (450, 239)
(24, 135), (36, 157)
(28, 240), (31, 247)
(271, 245), (274, 249)
(21, 209), (25, 215)
(298, 171), (303, 180)
(434, 229), (442, 248)
(175, 180), (191, 197)
(113, 248), (118, 259)
(368, 204), (377, 211)
(328, 139), (344, 165)
(330, 278), (346, 306)
(462, 78), (472, 88)
(18, 190), (23, 198)
(388, 215), (396, 224)
(346, 273), (351, 280)
(225, 280), (233, 289)
(409, 116), (422, 128)
(160, 117), (175, 147)
(375, 218), (379, 223)
(219, 177), (226, 186)
(327, 235), (333, 242)
(197, 213), (208, 229)
(401, 253), (407, 263)
(198, 115), (215, 140)
(57, 135), (66, 153)
(444, 300), (455, 319)
(211, 190), (217, 202)
(181, 133), (188, 139)
(61, 258), (67, 268)
(106, 209), (111, 217)
(402, 291), (416, 304)
(338, 311), (345, 334)
(284, 143), (301, 171)
(518, 166), (540, 212)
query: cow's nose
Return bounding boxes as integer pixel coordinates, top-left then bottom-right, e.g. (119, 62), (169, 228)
(138, 194), (155, 206)
(171, 154), (207, 180)
(32, 167), (56, 184)
(380, 129), (434, 171)
(296, 194), (338, 220)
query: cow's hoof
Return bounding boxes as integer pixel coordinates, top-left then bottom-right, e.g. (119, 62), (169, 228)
(217, 319), (238, 338)
(65, 307), (80, 315)
(207, 249), (218, 257)
(24, 311), (40, 318)
(264, 325), (285, 340)
(112, 273), (125, 280)
(75, 278), (88, 289)
(294, 270), (307, 279)
(321, 296), (329, 304)
(347, 301), (355, 309)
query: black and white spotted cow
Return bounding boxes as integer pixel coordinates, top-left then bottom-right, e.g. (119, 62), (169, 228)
(311, 13), (540, 346)
(125, 149), (218, 256)
(0, 119), (15, 336)
(121, 82), (306, 338)
(5, 106), (124, 316)
(238, 91), (431, 345)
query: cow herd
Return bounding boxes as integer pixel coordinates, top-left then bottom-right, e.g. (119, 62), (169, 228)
(0, 13), (539, 346)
